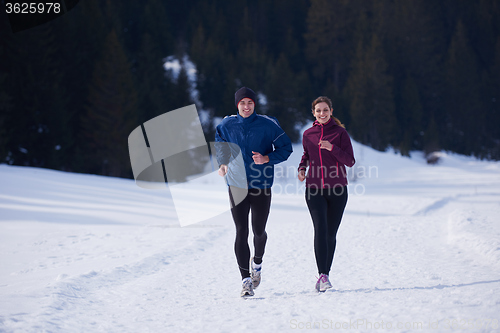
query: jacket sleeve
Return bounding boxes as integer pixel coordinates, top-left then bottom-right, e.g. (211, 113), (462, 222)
(214, 124), (230, 166)
(298, 136), (309, 171)
(267, 128), (293, 165)
(331, 131), (355, 167)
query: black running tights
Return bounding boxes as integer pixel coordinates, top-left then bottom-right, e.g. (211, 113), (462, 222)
(229, 187), (272, 279)
(305, 186), (348, 275)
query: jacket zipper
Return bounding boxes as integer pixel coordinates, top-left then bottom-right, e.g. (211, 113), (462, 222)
(318, 124), (325, 188)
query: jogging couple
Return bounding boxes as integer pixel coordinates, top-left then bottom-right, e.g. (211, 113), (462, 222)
(215, 87), (355, 297)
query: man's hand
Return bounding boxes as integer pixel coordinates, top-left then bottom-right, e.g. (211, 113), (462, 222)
(252, 151), (270, 164)
(218, 164), (228, 177)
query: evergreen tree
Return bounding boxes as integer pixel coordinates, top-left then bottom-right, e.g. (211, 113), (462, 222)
(0, 15), (14, 163)
(2, 0), (500, 171)
(140, 0), (173, 59)
(193, 35), (233, 118)
(190, 24), (206, 68)
(234, 41), (268, 96)
(424, 114), (440, 155)
(265, 53), (311, 142)
(444, 20), (482, 155)
(398, 73), (424, 155)
(305, 0), (359, 93)
(346, 40), (369, 145)
(81, 30), (137, 177)
(346, 33), (396, 150)
(0, 72), (12, 162)
(53, 0), (107, 172)
(386, 0), (446, 153)
(265, 0), (309, 62)
(461, 0), (500, 69)
(136, 33), (171, 124)
(3, 21), (67, 168)
(486, 36), (500, 158)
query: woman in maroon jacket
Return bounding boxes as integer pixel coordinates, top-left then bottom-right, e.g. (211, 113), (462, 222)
(298, 96), (355, 292)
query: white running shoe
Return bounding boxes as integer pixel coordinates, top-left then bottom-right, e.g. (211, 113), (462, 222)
(241, 277), (254, 297)
(315, 274), (332, 292)
(250, 258), (262, 289)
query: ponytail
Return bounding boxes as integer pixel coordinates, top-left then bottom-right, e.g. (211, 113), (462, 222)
(332, 116), (345, 128)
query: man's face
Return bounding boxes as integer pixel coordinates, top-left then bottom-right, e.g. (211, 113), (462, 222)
(237, 98), (255, 118)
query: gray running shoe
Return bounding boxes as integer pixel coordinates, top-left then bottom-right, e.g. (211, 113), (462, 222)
(316, 274), (332, 292)
(250, 258), (262, 288)
(241, 277), (254, 297)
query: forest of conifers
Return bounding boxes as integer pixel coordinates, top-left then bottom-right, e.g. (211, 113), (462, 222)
(1, 0), (499, 178)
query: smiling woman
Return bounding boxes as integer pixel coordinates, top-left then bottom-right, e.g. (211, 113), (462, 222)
(311, 96), (344, 128)
(298, 95), (355, 292)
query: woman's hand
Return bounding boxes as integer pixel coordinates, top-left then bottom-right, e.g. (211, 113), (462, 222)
(218, 164), (228, 177)
(298, 169), (306, 182)
(319, 140), (333, 151)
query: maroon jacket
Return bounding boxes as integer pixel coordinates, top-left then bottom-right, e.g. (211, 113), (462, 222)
(298, 118), (355, 189)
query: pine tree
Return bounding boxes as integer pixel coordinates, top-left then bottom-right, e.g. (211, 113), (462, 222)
(444, 20), (482, 155)
(305, 0), (359, 93)
(53, 0), (107, 172)
(234, 41), (268, 95)
(2, 20), (68, 168)
(487, 36), (500, 158)
(424, 114), (440, 155)
(0, 15), (14, 163)
(190, 24), (206, 68)
(346, 33), (396, 151)
(466, 0), (500, 69)
(398, 73), (424, 155)
(136, 33), (172, 124)
(387, 0), (446, 153)
(346, 40), (368, 143)
(140, 0), (173, 57)
(2, 0), (500, 169)
(265, 53), (311, 142)
(82, 30), (138, 177)
(0, 72), (12, 162)
(193, 35), (233, 118)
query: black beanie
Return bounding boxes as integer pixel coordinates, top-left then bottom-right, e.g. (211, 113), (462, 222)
(235, 87), (257, 107)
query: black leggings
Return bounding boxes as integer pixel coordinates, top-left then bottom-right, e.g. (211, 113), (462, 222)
(229, 187), (272, 279)
(305, 186), (348, 275)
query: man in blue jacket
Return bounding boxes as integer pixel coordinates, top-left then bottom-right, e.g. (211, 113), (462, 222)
(215, 87), (293, 297)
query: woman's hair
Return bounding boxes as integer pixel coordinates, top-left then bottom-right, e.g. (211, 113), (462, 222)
(311, 96), (345, 128)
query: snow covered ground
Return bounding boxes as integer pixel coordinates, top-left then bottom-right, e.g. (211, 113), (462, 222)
(1, 141), (500, 333)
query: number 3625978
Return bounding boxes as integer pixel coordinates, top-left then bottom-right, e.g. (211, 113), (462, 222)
(6, 3), (61, 14)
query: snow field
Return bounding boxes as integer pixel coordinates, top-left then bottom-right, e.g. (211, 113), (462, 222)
(1, 141), (500, 332)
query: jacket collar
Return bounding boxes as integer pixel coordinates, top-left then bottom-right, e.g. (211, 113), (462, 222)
(237, 110), (258, 123)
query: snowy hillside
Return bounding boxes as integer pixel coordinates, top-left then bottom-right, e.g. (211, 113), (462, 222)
(1, 141), (500, 332)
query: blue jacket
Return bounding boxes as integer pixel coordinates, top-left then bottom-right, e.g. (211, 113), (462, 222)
(215, 111), (293, 189)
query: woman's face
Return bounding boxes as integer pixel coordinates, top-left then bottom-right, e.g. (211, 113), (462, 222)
(313, 102), (332, 124)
